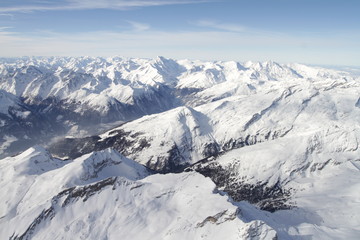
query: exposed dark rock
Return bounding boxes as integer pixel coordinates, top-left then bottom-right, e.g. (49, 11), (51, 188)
(356, 98), (360, 108)
(145, 144), (189, 173)
(49, 129), (192, 173)
(48, 128), (154, 160)
(48, 136), (102, 159)
(187, 159), (293, 212)
(202, 142), (220, 158)
(62, 177), (117, 205)
(197, 209), (239, 228)
(243, 221), (278, 240)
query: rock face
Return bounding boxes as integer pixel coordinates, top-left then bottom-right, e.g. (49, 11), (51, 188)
(1, 57), (360, 239)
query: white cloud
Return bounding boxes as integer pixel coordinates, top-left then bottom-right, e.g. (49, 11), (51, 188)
(126, 21), (150, 32)
(0, 27), (13, 31)
(0, 13), (14, 19)
(0, 0), (208, 13)
(195, 20), (246, 32)
(0, 28), (359, 66)
(67, 0), (201, 9)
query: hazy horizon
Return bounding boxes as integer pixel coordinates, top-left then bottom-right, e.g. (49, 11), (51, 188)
(0, 0), (359, 66)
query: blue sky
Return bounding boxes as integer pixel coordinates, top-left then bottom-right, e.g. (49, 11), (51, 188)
(0, 0), (359, 66)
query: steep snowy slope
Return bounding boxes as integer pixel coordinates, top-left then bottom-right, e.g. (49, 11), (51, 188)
(0, 146), (151, 238)
(50, 68), (360, 173)
(0, 146), (277, 240)
(1, 146), (359, 239)
(0, 146), (149, 221)
(1, 57), (358, 158)
(46, 61), (360, 240)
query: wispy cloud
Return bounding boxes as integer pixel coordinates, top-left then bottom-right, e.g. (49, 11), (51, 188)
(0, 27), (13, 31)
(0, 13), (14, 19)
(1, 28), (359, 66)
(0, 0), (208, 13)
(67, 0), (206, 9)
(126, 21), (150, 32)
(194, 20), (246, 32)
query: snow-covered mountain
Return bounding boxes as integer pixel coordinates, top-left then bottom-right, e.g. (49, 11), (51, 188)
(1, 56), (360, 239)
(0, 147), (277, 240)
(1, 56), (358, 158)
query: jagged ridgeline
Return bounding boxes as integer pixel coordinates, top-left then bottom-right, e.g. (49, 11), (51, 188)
(1, 56), (358, 159)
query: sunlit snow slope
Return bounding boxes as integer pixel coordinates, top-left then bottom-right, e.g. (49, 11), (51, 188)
(1, 57), (360, 239)
(0, 147), (277, 240)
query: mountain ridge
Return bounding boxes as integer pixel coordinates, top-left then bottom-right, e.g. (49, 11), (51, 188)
(1, 56), (358, 158)
(1, 56), (360, 239)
